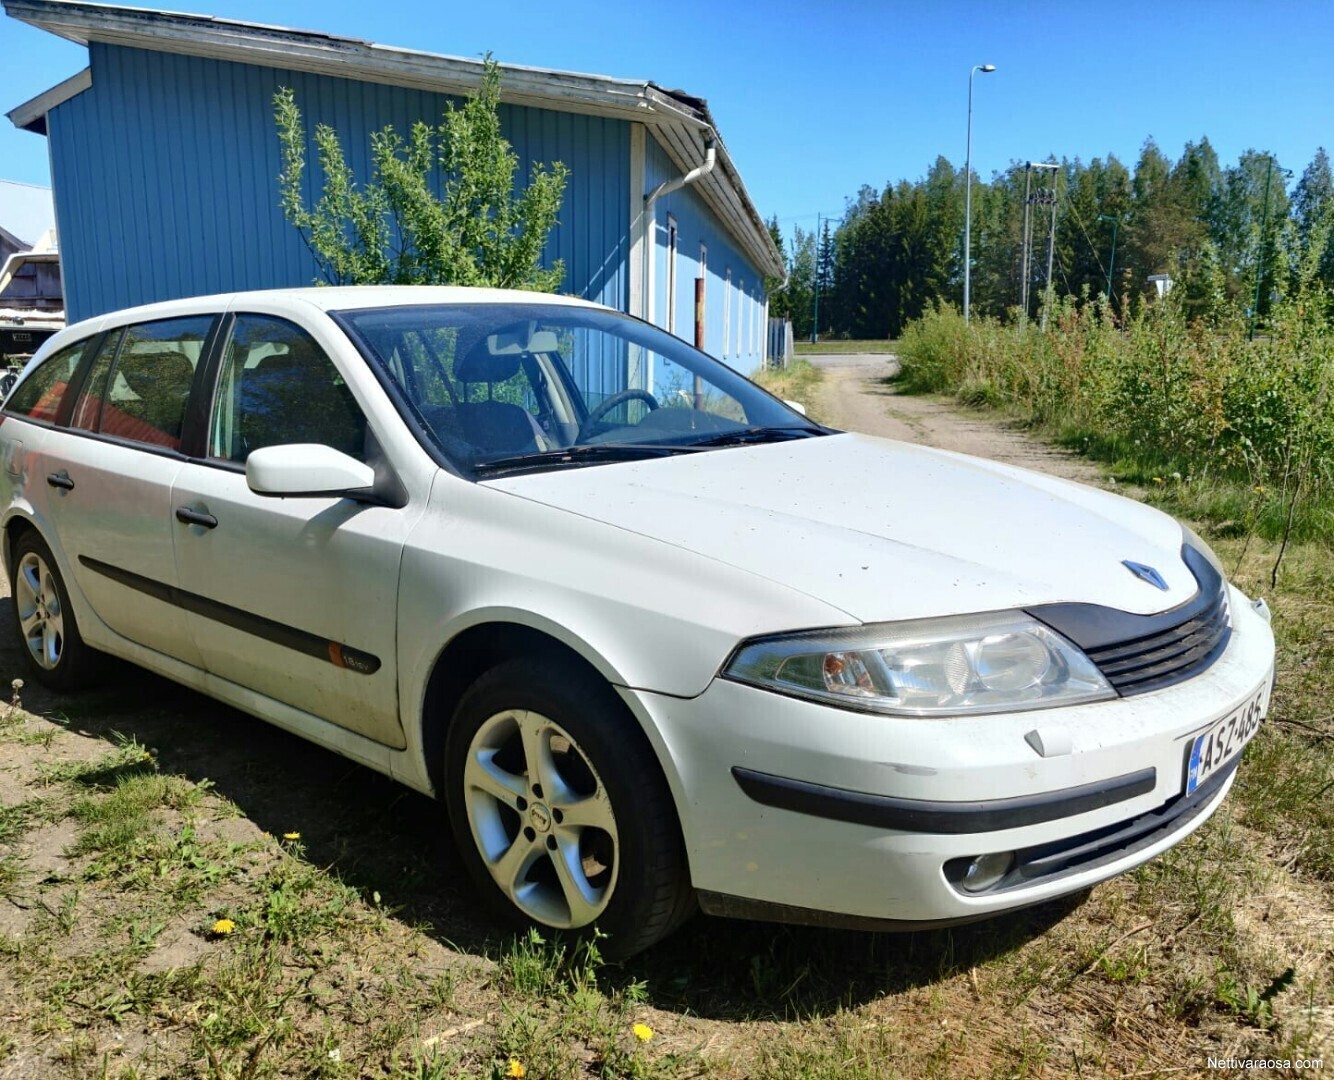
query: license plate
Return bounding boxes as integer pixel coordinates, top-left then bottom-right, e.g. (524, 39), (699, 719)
(1185, 684), (1268, 796)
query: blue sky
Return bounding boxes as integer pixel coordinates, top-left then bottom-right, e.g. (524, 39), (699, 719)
(3, 0), (1332, 242)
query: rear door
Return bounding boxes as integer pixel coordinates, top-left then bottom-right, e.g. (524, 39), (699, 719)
(170, 310), (417, 748)
(39, 315), (218, 666)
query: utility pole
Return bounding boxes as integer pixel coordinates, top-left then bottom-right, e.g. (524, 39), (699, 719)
(1097, 213), (1120, 306)
(1042, 168), (1059, 331)
(1020, 163), (1033, 319)
(1021, 162), (1058, 325)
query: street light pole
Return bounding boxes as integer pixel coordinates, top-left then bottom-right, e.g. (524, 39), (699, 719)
(963, 63), (996, 325)
(1097, 213), (1120, 306)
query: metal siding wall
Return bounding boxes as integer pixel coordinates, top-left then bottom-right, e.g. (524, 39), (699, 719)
(643, 134), (766, 374)
(47, 44), (629, 324)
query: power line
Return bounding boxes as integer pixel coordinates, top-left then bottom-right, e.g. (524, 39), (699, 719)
(1064, 195), (1109, 283)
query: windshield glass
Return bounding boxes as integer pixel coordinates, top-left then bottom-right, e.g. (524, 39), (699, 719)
(333, 302), (821, 475)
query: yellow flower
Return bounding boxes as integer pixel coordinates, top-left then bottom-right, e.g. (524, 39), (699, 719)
(1254, 485), (1265, 494)
(632, 1023), (654, 1042)
(282, 832), (301, 841)
(212, 918), (236, 936)
(1152, 476), (1164, 484)
(505, 1060), (526, 1078)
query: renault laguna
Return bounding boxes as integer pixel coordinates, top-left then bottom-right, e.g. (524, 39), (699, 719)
(0, 287), (1275, 956)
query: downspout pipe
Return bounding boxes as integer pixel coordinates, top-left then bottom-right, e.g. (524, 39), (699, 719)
(643, 138), (717, 329)
(646, 138), (717, 210)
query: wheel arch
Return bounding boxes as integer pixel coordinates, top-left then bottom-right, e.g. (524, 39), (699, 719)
(3, 508), (43, 582)
(417, 615), (667, 802)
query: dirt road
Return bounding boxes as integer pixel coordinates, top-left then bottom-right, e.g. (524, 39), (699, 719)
(807, 352), (1105, 485)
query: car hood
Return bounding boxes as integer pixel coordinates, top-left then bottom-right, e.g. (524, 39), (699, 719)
(484, 433), (1197, 624)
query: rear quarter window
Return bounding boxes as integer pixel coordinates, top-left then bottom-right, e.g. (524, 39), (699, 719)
(5, 340), (89, 423)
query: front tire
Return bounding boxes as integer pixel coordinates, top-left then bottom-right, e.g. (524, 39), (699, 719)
(444, 656), (692, 957)
(9, 531), (102, 691)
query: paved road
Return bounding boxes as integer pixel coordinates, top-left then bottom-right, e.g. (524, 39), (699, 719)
(802, 351), (1103, 486)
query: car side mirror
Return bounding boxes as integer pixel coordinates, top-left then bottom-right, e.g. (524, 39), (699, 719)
(246, 444), (377, 499)
(784, 400), (808, 416)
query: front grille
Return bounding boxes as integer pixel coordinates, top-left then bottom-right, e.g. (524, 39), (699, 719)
(1086, 587), (1230, 695)
(1028, 542), (1232, 697)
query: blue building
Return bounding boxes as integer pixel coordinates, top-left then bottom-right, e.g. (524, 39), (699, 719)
(4, 0), (782, 372)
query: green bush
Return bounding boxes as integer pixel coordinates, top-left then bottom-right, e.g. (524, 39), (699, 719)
(897, 292), (1334, 542)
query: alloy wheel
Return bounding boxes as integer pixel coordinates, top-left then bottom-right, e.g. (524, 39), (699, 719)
(14, 551), (64, 671)
(462, 709), (619, 928)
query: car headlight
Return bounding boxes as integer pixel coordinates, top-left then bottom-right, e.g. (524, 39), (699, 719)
(723, 611), (1116, 716)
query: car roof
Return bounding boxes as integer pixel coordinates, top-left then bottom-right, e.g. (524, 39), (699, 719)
(47, 285), (606, 346)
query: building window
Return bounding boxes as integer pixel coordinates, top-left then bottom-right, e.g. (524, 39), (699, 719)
(723, 268), (731, 358)
(745, 286), (753, 355)
(666, 215), (678, 336)
(752, 290), (761, 358)
(698, 242), (707, 350)
(735, 280), (743, 358)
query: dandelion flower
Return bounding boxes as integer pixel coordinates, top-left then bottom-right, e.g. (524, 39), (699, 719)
(282, 831), (301, 841)
(505, 1060), (526, 1078)
(212, 918), (236, 936)
(1152, 476), (1164, 484)
(633, 1023), (654, 1042)
(1254, 485), (1265, 494)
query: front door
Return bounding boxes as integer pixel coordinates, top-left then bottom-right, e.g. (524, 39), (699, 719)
(170, 313), (413, 748)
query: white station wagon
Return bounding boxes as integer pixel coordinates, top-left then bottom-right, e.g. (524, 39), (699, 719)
(0, 286), (1275, 955)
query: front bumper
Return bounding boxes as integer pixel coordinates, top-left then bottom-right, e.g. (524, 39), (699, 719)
(622, 586), (1275, 925)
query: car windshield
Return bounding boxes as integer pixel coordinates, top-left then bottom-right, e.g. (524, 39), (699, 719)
(333, 302), (823, 476)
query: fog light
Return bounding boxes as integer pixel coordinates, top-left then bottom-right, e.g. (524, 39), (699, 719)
(959, 851), (1014, 893)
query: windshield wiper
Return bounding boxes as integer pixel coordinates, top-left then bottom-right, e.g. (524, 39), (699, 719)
(473, 443), (694, 478)
(682, 425), (827, 448)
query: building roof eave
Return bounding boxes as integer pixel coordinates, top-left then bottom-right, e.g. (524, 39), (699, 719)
(6, 66), (91, 134)
(3, 0), (783, 274)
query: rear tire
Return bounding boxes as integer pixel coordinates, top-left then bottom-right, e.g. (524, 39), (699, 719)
(444, 655), (693, 957)
(9, 531), (102, 691)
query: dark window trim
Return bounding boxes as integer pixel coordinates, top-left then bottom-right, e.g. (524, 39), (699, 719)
(38, 420), (193, 463)
(180, 314), (229, 459)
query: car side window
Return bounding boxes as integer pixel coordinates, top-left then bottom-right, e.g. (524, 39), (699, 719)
(5, 339), (88, 423)
(209, 315), (367, 464)
(70, 331), (123, 433)
(74, 317), (212, 450)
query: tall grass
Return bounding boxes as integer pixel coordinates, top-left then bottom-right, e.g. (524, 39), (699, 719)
(898, 292), (1334, 543)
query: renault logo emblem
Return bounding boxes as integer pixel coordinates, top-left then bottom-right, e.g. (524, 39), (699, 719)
(1123, 560), (1169, 591)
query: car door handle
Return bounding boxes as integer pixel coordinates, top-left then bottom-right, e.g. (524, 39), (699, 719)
(175, 507), (218, 529)
(46, 471), (75, 491)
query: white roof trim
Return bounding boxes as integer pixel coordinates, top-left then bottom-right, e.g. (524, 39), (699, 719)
(3, 0), (783, 276)
(6, 66), (92, 134)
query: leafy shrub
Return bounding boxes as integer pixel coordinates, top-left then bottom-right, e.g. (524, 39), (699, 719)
(897, 290), (1334, 542)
